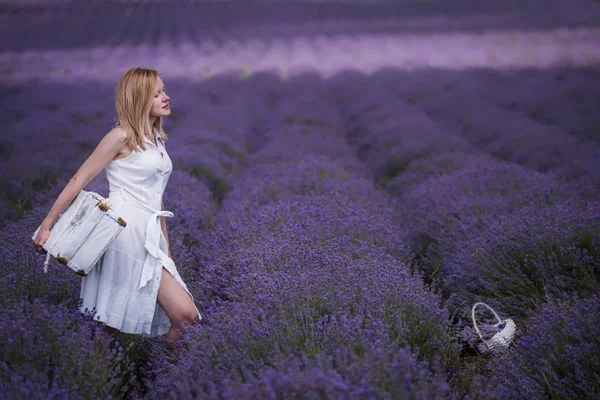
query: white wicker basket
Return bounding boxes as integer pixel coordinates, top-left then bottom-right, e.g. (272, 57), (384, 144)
(471, 302), (516, 354)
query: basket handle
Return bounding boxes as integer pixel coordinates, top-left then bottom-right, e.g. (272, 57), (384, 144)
(471, 302), (502, 341)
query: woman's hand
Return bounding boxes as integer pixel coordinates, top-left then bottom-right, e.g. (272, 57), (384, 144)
(33, 223), (51, 254)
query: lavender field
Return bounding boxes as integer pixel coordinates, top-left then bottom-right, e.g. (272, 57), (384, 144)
(1, 0), (600, 398)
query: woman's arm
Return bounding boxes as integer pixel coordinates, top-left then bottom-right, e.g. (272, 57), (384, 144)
(33, 127), (127, 253)
(160, 201), (171, 258)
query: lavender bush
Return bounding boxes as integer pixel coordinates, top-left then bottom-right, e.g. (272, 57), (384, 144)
(445, 199), (599, 318)
(0, 299), (136, 399)
(475, 295), (600, 399)
(373, 68), (600, 188)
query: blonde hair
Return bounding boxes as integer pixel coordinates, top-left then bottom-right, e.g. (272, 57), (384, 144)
(115, 67), (168, 151)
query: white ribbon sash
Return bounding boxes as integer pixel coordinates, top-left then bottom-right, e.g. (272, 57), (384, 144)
(140, 209), (175, 289)
(111, 189), (175, 290)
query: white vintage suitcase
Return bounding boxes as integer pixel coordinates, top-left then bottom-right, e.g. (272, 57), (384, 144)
(32, 190), (127, 276)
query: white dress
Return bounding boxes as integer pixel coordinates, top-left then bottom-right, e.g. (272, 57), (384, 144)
(80, 127), (202, 336)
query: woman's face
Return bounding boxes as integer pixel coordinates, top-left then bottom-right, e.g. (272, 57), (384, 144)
(149, 76), (170, 118)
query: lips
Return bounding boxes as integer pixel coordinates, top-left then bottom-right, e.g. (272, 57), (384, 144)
(162, 103), (170, 109)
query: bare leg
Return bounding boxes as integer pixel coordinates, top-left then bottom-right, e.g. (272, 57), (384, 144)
(156, 267), (200, 342)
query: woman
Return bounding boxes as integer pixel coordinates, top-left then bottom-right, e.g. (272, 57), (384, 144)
(33, 67), (201, 341)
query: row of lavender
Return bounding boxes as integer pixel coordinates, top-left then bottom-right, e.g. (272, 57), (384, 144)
(2, 0), (598, 53)
(328, 70), (599, 397)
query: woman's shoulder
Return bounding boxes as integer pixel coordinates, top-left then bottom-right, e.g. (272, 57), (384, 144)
(101, 126), (129, 148)
(107, 126), (127, 140)
(97, 126), (130, 156)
